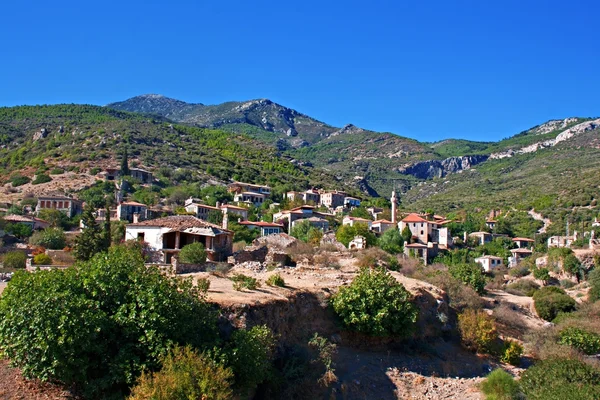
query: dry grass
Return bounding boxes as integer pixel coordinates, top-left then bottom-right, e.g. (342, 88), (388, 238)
(493, 303), (530, 340)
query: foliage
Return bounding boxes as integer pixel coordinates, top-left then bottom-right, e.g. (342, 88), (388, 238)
(10, 174), (30, 187)
(401, 226), (412, 243)
(563, 254), (583, 280)
(2, 251), (26, 269)
(128, 345), (233, 400)
(31, 174), (52, 185)
(505, 280), (539, 297)
(0, 246), (218, 398)
(348, 207), (371, 220)
(558, 327), (600, 355)
(533, 286), (576, 321)
(179, 242), (207, 264)
(508, 265), (530, 277)
(419, 269), (484, 311)
(588, 267), (600, 302)
(38, 209), (71, 229)
(331, 267), (417, 337)
(73, 204), (108, 261)
(29, 227), (66, 250)
(377, 228), (404, 254)
(227, 220), (259, 244)
(520, 358), (600, 400)
(480, 369), (521, 400)
(308, 333), (337, 385)
(290, 219), (312, 242)
(266, 273), (285, 287)
(230, 274), (260, 291)
(458, 309), (498, 353)
(196, 277), (211, 293)
(500, 340), (523, 366)
(448, 263), (487, 294)
(221, 325), (276, 393)
(5, 223), (33, 239)
(32, 253), (52, 265)
(533, 267), (550, 283)
(335, 223), (376, 248)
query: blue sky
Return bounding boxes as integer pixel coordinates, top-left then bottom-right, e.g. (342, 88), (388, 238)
(1, 0), (598, 142)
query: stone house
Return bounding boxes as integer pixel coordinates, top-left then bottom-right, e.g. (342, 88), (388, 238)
(36, 196), (83, 218)
(3, 214), (49, 231)
(342, 216), (373, 230)
(125, 215), (233, 262)
(238, 221), (284, 236)
(117, 201), (148, 223)
(319, 191), (346, 209)
(371, 219), (395, 233)
(228, 181), (271, 207)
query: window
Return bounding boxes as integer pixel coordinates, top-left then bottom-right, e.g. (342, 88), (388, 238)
(420, 230), (424, 235)
(137, 232), (145, 241)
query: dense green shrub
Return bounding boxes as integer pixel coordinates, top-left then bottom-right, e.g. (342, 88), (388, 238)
(377, 228), (404, 254)
(231, 274), (260, 291)
(49, 168), (64, 175)
(5, 223), (33, 239)
(2, 251), (27, 269)
(0, 246), (218, 398)
(31, 174), (52, 185)
(458, 309), (498, 353)
(221, 325), (276, 393)
(10, 175), (30, 187)
(520, 358), (600, 400)
(508, 266), (530, 277)
(335, 223), (377, 248)
(480, 369), (520, 400)
(560, 279), (576, 289)
(32, 253), (52, 265)
(533, 286), (576, 321)
(500, 340), (523, 366)
(558, 327), (600, 355)
(129, 345), (233, 400)
(29, 227), (66, 250)
(448, 263), (487, 294)
(332, 267), (417, 337)
(179, 242), (207, 264)
(420, 270), (484, 311)
(533, 267), (550, 282)
(266, 273), (285, 287)
(588, 268), (600, 302)
(505, 280), (539, 297)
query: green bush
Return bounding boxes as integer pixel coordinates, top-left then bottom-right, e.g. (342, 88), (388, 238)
(179, 242), (207, 264)
(196, 277), (211, 293)
(332, 267), (417, 337)
(32, 253), (52, 265)
(2, 251), (27, 269)
(377, 228), (404, 254)
(505, 280), (539, 297)
(221, 325), (275, 393)
(587, 268), (600, 302)
(480, 369), (520, 400)
(533, 286), (576, 321)
(31, 174), (52, 185)
(448, 263), (487, 294)
(231, 274), (260, 291)
(558, 327), (600, 355)
(508, 266), (530, 277)
(129, 345), (233, 400)
(49, 168), (64, 175)
(5, 223), (33, 239)
(89, 167), (101, 175)
(266, 273), (285, 287)
(500, 340), (523, 366)
(560, 279), (576, 289)
(520, 358), (600, 400)
(533, 267), (550, 282)
(29, 227), (66, 250)
(10, 175), (30, 187)
(458, 309), (498, 353)
(0, 246), (218, 398)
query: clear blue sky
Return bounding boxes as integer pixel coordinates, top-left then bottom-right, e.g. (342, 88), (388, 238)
(1, 0), (598, 142)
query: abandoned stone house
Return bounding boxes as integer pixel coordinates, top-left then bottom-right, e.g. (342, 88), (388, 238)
(125, 215), (233, 262)
(36, 196), (83, 218)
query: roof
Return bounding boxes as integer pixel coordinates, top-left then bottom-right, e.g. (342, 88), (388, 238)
(511, 248), (533, 254)
(373, 219), (394, 224)
(344, 216), (371, 222)
(239, 221), (283, 228)
(405, 243), (427, 248)
(401, 213), (427, 223)
(129, 167), (151, 173)
(3, 214), (35, 223)
(220, 204), (247, 211)
(239, 191), (267, 197)
(512, 237), (535, 242)
(189, 203), (219, 210)
(120, 201), (147, 207)
(475, 255), (503, 260)
(305, 216), (328, 222)
(38, 196), (81, 202)
(344, 196), (361, 201)
(290, 205), (316, 211)
(229, 181), (271, 189)
(469, 231), (492, 236)
(127, 215), (231, 233)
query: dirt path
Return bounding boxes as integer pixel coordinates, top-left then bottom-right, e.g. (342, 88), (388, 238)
(528, 209), (551, 234)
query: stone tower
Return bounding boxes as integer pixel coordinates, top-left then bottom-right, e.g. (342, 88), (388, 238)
(391, 190), (397, 223)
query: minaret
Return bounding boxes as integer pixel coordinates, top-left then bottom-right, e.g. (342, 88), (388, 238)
(391, 190), (397, 224)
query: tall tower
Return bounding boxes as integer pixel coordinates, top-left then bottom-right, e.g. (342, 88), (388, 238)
(391, 190), (397, 224)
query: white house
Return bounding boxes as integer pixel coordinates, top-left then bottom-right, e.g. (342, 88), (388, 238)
(238, 221), (283, 236)
(475, 255), (504, 272)
(342, 216), (372, 230)
(125, 215), (233, 262)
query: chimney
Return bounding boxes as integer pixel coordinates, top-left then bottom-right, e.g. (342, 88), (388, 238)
(133, 213), (140, 224)
(463, 231), (467, 243)
(216, 201), (221, 208)
(222, 212), (229, 230)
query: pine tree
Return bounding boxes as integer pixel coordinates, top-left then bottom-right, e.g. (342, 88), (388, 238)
(120, 148), (130, 177)
(102, 202), (112, 249)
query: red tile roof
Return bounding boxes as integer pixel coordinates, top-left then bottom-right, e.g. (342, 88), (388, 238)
(512, 237), (535, 242)
(120, 201), (147, 207)
(127, 215), (230, 232)
(401, 213), (427, 223)
(239, 221), (283, 228)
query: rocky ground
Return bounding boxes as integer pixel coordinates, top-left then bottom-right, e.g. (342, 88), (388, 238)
(0, 360), (76, 400)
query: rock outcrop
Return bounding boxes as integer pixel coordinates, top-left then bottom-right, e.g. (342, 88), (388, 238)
(398, 155), (489, 180)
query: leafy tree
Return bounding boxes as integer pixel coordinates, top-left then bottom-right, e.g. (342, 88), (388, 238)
(332, 267), (417, 336)
(29, 227), (66, 249)
(73, 205), (107, 261)
(290, 219), (312, 242)
(38, 209), (70, 229)
(588, 267), (600, 302)
(458, 309), (498, 353)
(533, 267), (551, 284)
(2, 251), (26, 269)
(448, 263), (487, 294)
(563, 254), (583, 282)
(0, 246), (218, 398)
(401, 226), (413, 243)
(533, 286), (576, 321)
(378, 228), (404, 254)
(349, 207), (371, 220)
(335, 223), (376, 248)
(307, 227), (323, 246)
(480, 369), (521, 400)
(207, 210), (224, 225)
(179, 242), (207, 264)
(227, 220), (259, 244)
(5, 223), (33, 239)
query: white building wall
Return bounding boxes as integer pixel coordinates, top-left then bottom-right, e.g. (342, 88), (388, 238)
(125, 226), (166, 250)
